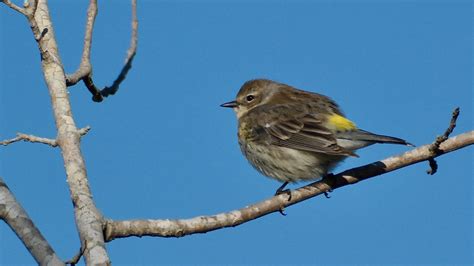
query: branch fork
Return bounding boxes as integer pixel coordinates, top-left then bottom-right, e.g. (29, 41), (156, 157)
(65, 0), (138, 102)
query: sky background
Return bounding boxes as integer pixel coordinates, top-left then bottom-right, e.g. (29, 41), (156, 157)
(0, 0), (472, 265)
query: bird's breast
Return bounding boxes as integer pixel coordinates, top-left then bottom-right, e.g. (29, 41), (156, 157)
(238, 139), (340, 183)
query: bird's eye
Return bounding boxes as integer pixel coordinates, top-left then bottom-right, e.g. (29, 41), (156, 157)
(246, 95), (255, 102)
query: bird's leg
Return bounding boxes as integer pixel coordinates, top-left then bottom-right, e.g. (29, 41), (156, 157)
(274, 181), (291, 200)
(274, 181), (291, 216)
(322, 173), (334, 198)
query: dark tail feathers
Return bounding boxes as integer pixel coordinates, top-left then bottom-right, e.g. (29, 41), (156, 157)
(339, 129), (414, 147)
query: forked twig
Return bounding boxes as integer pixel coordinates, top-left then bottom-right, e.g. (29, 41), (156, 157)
(426, 107), (460, 175)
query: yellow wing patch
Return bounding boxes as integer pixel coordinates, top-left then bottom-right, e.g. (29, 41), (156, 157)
(327, 114), (357, 131)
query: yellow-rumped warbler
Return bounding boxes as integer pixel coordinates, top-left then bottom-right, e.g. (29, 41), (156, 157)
(221, 79), (412, 194)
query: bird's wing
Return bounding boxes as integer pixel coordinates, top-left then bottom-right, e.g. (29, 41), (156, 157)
(256, 104), (357, 157)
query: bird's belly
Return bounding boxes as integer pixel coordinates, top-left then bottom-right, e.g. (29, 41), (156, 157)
(240, 141), (342, 183)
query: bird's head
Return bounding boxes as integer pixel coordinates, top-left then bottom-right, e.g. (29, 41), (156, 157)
(220, 79), (282, 118)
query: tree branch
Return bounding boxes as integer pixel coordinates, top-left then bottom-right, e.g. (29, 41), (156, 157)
(0, 176), (64, 265)
(26, 0), (110, 264)
(1, 133), (57, 147)
(104, 130), (473, 240)
(98, 0), (137, 100)
(426, 107), (460, 175)
(0, 126), (90, 147)
(65, 0), (97, 86)
(0, 0), (26, 15)
(66, 0), (138, 103)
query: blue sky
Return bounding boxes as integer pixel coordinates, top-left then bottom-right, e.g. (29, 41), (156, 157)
(1, 1), (472, 264)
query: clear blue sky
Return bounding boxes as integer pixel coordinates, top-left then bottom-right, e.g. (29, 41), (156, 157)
(1, 1), (472, 264)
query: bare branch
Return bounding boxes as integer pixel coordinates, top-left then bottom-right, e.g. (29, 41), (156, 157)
(83, 75), (103, 102)
(66, 0), (138, 103)
(98, 0), (138, 100)
(432, 107), (460, 148)
(1, 0), (26, 15)
(65, 0), (97, 86)
(0, 176), (64, 265)
(1, 133), (57, 147)
(65, 243), (85, 266)
(104, 130), (473, 240)
(26, 1), (110, 263)
(78, 125), (91, 136)
(427, 107), (460, 175)
(0, 127), (90, 147)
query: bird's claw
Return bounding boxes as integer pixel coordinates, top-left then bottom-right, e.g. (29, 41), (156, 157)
(278, 207), (287, 216)
(274, 181), (292, 201)
(324, 188), (333, 198)
(275, 182), (291, 216)
(322, 173), (334, 198)
(275, 189), (292, 201)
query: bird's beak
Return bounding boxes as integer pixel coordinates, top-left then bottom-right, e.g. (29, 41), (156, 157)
(220, 100), (238, 108)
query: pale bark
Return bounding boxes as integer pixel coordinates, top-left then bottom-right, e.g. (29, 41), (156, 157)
(0, 177), (64, 265)
(0, 127), (90, 147)
(65, 0), (97, 86)
(28, 0), (110, 264)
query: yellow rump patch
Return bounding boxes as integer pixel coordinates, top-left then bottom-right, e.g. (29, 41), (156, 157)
(327, 114), (357, 131)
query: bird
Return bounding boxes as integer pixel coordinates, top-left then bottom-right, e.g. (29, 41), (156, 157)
(221, 79), (413, 197)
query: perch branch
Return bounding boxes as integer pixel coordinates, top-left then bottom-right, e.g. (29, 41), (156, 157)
(104, 130), (473, 240)
(0, 176), (64, 265)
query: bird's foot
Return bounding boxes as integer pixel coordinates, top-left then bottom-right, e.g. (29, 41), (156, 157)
(274, 182), (291, 216)
(324, 188), (333, 198)
(278, 207), (287, 216)
(274, 182), (292, 201)
(322, 173), (334, 198)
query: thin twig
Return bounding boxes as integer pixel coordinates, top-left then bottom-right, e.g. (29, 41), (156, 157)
(78, 126), (92, 136)
(66, 0), (138, 103)
(0, 133), (57, 147)
(0, 126), (90, 147)
(66, 0), (97, 86)
(1, 0), (26, 15)
(65, 242), (86, 266)
(426, 107), (460, 174)
(99, 0), (138, 100)
(83, 76), (103, 102)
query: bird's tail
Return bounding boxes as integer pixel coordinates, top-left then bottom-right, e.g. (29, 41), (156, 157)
(337, 129), (414, 147)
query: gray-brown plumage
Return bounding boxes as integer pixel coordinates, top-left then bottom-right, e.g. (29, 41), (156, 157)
(221, 79), (412, 185)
